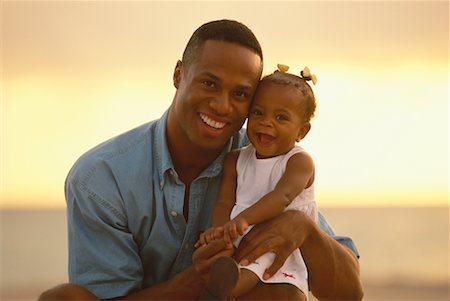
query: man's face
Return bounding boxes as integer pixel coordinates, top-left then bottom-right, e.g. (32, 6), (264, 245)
(171, 40), (262, 152)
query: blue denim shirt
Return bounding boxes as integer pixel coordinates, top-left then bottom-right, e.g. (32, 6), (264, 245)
(66, 110), (359, 299)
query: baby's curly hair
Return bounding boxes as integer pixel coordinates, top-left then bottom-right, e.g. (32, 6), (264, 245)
(260, 71), (316, 123)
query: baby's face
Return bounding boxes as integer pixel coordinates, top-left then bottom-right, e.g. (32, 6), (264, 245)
(247, 82), (308, 158)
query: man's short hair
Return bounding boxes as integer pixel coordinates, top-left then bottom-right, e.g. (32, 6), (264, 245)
(182, 19), (263, 71)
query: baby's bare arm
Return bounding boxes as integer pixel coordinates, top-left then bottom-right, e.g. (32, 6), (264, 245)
(211, 151), (240, 227)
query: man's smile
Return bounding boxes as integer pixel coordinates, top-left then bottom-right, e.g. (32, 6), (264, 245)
(200, 113), (226, 130)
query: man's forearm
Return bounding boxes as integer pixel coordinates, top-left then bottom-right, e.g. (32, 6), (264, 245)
(116, 265), (204, 301)
(301, 222), (363, 300)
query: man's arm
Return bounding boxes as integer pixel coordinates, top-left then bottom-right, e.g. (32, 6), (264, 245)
(301, 215), (363, 300)
(38, 240), (233, 301)
(117, 239), (233, 300)
(234, 211), (364, 300)
(114, 266), (203, 300)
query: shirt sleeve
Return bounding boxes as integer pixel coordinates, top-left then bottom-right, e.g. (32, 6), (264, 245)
(65, 162), (143, 299)
(318, 211), (360, 258)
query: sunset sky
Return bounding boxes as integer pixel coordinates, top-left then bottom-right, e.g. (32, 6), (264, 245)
(2, 1), (448, 208)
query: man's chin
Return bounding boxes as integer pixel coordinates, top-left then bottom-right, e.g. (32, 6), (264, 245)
(194, 135), (231, 153)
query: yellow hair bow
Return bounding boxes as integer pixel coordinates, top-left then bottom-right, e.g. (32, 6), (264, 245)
(277, 64), (289, 73)
(301, 66), (317, 85)
(276, 64), (317, 85)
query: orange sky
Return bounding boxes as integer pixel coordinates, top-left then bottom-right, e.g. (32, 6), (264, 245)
(1, 1), (448, 208)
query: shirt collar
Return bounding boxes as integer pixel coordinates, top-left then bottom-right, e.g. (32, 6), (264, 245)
(154, 110), (174, 183)
(198, 139), (232, 179)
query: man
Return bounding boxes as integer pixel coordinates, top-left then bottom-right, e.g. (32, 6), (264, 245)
(39, 20), (363, 300)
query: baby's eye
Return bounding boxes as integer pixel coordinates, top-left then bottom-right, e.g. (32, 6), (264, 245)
(252, 109), (262, 116)
(276, 114), (288, 121)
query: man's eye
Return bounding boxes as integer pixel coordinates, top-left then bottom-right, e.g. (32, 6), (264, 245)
(276, 115), (288, 121)
(252, 110), (262, 116)
(233, 90), (248, 99)
(202, 80), (215, 88)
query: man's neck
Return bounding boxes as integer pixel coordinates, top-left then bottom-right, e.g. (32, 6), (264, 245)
(166, 119), (224, 186)
(170, 142), (221, 185)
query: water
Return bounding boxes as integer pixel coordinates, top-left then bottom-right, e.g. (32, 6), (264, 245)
(1, 207), (448, 300)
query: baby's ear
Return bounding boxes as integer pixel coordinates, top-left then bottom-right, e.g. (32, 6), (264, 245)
(296, 123), (311, 142)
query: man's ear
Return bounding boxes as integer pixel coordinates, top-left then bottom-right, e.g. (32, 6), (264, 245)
(173, 60), (183, 89)
(296, 122), (311, 142)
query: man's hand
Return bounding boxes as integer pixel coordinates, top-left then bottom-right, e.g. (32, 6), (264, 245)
(234, 210), (363, 299)
(233, 211), (312, 279)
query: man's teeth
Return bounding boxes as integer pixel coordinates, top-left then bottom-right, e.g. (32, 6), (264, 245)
(200, 114), (226, 129)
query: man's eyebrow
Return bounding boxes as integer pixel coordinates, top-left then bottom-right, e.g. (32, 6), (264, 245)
(202, 72), (255, 90)
(202, 72), (220, 81)
(236, 84), (255, 91)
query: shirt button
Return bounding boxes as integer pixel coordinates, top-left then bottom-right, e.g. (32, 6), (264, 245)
(160, 180), (164, 188)
(170, 211), (178, 217)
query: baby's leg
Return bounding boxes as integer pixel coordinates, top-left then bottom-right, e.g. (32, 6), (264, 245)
(230, 269), (260, 298)
(239, 282), (307, 301)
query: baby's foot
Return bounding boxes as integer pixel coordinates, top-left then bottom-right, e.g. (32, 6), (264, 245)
(198, 256), (240, 300)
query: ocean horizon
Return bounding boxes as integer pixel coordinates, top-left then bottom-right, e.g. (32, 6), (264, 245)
(1, 207), (448, 300)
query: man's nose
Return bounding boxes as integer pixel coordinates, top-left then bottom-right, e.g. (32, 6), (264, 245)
(210, 93), (232, 116)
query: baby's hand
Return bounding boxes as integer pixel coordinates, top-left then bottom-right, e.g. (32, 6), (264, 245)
(194, 227), (224, 248)
(223, 217), (249, 245)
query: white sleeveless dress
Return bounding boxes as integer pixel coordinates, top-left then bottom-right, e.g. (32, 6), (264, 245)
(231, 144), (318, 297)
